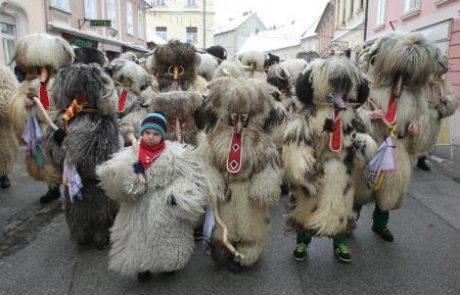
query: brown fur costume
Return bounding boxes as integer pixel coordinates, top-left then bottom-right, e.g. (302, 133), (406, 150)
(0, 65), (19, 179)
(146, 40), (207, 93)
(283, 57), (376, 237)
(9, 33), (74, 185)
(196, 78), (283, 267)
(42, 63), (120, 247)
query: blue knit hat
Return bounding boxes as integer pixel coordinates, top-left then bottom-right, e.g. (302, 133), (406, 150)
(139, 112), (168, 138)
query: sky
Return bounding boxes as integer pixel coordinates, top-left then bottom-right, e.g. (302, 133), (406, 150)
(214, 0), (330, 30)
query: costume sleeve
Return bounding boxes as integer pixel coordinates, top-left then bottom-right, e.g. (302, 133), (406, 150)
(248, 144), (282, 207)
(96, 147), (143, 203)
(282, 116), (317, 192)
(439, 81), (458, 118)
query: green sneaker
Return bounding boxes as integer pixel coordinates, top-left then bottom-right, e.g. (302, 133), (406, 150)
(293, 242), (308, 262)
(334, 244), (351, 263)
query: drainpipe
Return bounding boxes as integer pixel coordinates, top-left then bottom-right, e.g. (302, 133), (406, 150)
(363, 0), (369, 42)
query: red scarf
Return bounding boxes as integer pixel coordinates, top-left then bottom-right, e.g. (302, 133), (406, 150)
(138, 139), (166, 169)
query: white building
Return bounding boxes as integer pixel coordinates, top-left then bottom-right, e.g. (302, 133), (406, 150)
(146, 0), (215, 49)
(214, 12), (266, 60)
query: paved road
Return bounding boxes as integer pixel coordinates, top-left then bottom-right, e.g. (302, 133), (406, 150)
(0, 148), (459, 295)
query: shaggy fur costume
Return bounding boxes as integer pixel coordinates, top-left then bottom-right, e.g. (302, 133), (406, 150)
(356, 32), (437, 210)
(283, 57), (376, 237)
(73, 47), (107, 67)
(417, 50), (458, 157)
(198, 53), (219, 81)
(142, 91), (204, 144)
(212, 61), (245, 80)
(9, 33), (74, 184)
(0, 65), (19, 177)
(196, 78), (283, 267)
(238, 51), (267, 80)
(96, 142), (206, 276)
(42, 63), (120, 246)
(146, 40), (206, 92)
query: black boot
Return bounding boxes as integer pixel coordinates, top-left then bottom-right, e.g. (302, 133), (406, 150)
(0, 175), (11, 189)
(417, 156), (431, 171)
(372, 226), (394, 242)
(193, 228), (203, 241)
(137, 271), (152, 283)
(39, 186), (61, 204)
(227, 257), (242, 274)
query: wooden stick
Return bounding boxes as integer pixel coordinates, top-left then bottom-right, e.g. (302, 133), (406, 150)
(32, 97), (58, 131)
(367, 97), (393, 129)
(208, 195), (244, 260)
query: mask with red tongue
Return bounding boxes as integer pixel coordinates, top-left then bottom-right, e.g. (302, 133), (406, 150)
(117, 79), (132, 113)
(226, 113), (248, 174)
(326, 94), (345, 152)
(39, 66), (50, 111)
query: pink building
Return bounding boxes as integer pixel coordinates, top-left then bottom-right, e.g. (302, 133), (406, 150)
(316, 0), (336, 55)
(366, 0), (460, 97)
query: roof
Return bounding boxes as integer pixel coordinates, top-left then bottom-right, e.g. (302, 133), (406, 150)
(236, 19), (313, 54)
(332, 20), (364, 42)
(214, 12), (263, 36)
(301, 18), (320, 40)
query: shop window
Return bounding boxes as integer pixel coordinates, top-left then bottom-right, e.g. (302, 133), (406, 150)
(186, 27), (197, 44)
(1, 22), (16, 67)
(51, 0), (70, 11)
(156, 26), (167, 41)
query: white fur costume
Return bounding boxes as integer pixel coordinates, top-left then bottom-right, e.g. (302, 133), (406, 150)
(96, 141), (206, 276)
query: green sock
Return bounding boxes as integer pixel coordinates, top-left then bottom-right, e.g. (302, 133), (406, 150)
(372, 205), (389, 229)
(333, 235), (349, 248)
(296, 231), (312, 245)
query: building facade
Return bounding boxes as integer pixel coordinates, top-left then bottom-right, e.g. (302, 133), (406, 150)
(315, 0), (336, 55)
(0, 0), (148, 66)
(333, 0), (366, 59)
(214, 12), (266, 60)
(146, 0), (215, 49)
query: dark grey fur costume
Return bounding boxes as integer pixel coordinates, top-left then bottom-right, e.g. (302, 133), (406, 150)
(42, 63), (120, 247)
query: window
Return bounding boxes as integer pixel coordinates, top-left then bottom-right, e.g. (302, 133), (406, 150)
(106, 0), (117, 27)
(186, 27), (197, 44)
(186, 0), (196, 5)
(404, 0), (420, 14)
(155, 0), (166, 6)
(85, 0), (97, 19)
(360, 0), (365, 9)
(156, 26), (167, 41)
(51, 0), (70, 10)
(127, 1), (133, 35)
(138, 7), (145, 39)
(376, 0), (386, 26)
(1, 22), (16, 66)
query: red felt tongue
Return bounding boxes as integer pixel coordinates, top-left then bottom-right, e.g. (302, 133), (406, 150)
(226, 132), (242, 174)
(330, 109), (342, 152)
(117, 88), (128, 112)
(385, 94), (398, 125)
(39, 82), (50, 111)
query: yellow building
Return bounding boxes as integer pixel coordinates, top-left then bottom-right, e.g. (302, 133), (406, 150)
(146, 0), (214, 49)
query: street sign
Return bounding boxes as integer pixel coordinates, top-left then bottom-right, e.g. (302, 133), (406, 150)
(90, 20), (112, 27)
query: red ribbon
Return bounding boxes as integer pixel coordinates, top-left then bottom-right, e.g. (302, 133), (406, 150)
(226, 132), (242, 174)
(329, 109), (342, 152)
(118, 88), (128, 112)
(39, 82), (50, 111)
(384, 94), (398, 125)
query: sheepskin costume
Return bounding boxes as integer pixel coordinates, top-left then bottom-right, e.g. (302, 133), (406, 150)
(73, 47), (107, 67)
(42, 63), (120, 247)
(212, 60), (245, 80)
(0, 65), (19, 187)
(146, 40), (207, 93)
(9, 33), (74, 187)
(356, 32), (437, 211)
(283, 57), (376, 238)
(197, 52), (219, 81)
(238, 51), (267, 81)
(96, 141), (207, 277)
(110, 58), (152, 145)
(196, 77), (283, 268)
(417, 49), (458, 159)
(142, 91), (204, 144)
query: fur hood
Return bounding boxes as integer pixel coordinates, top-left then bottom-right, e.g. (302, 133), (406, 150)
(15, 33), (74, 72)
